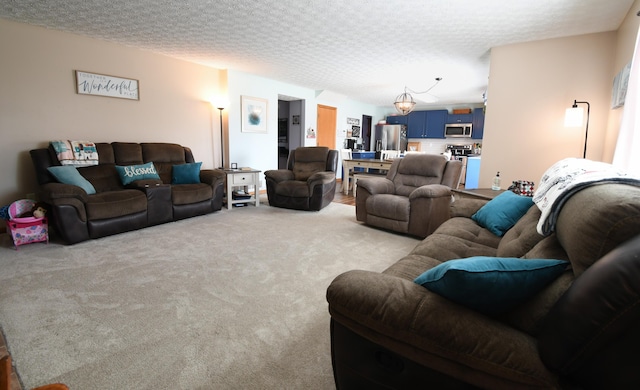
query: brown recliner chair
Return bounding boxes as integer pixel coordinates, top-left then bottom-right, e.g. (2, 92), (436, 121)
(356, 153), (462, 238)
(264, 146), (338, 211)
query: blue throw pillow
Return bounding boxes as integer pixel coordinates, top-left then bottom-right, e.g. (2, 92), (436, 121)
(47, 166), (96, 195)
(472, 191), (533, 236)
(414, 257), (569, 315)
(115, 162), (161, 186)
(172, 162), (202, 184)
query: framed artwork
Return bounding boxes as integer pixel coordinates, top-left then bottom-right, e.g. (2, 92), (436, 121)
(75, 70), (139, 100)
(241, 96), (268, 133)
(611, 62), (631, 109)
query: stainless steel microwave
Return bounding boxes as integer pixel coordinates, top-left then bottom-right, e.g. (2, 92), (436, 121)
(445, 123), (473, 138)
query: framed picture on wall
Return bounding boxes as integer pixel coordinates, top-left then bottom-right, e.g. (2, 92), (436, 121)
(241, 96), (268, 133)
(75, 70), (139, 100)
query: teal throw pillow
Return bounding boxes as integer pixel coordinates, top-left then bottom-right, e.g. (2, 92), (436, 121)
(414, 257), (569, 315)
(472, 191), (533, 236)
(47, 166), (96, 195)
(172, 162), (202, 184)
(115, 162), (160, 186)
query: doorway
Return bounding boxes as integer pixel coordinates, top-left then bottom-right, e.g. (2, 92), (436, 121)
(317, 104), (336, 149)
(277, 97), (305, 169)
(361, 114), (372, 151)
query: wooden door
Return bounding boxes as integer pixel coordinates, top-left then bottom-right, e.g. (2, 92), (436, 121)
(317, 104), (336, 149)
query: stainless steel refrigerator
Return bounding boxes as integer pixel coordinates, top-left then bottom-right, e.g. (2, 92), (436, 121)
(371, 124), (407, 152)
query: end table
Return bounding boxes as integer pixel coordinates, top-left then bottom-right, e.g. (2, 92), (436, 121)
(223, 169), (261, 210)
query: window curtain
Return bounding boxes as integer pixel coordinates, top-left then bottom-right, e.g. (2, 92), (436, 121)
(613, 26), (640, 175)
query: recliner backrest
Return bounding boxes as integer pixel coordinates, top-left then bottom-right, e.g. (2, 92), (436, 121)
(290, 147), (331, 181)
(389, 154), (451, 197)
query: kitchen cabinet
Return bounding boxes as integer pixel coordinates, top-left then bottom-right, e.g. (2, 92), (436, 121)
(385, 115), (408, 125)
(447, 113), (473, 124)
(407, 110), (447, 138)
(472, 107), (485, 139)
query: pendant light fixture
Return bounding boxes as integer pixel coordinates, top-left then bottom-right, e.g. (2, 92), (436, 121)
(393, 77), (442, 115)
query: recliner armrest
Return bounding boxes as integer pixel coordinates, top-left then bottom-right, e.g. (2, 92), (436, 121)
(264, 169), (295, 183)
(327, 269), (559, 388)
(409, 184), (452, 200)
(356, 177), (395, 195)
(307, 171), (335, 188)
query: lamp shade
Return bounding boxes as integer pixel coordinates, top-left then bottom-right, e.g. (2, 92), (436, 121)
(564, 106), (584, 127)
(394, 92), (416, 115)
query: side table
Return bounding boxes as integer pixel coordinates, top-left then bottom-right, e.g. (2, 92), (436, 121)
(223, 169), (261, 210)
(452, 188), (506, 201)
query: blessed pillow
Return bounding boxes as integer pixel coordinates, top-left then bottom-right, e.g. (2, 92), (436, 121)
(47, 166), (96, 195)
(115, 162), (161, 186)
(172, 162), (202, 184)
(414, 257), (569, 315)
(472, 190), (533, 236)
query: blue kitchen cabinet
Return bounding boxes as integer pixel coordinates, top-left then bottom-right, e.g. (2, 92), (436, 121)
(407, 110), (447, 139)
(447, 113), (473, 124)
(425, 110), (447, 138)
(385, 115), (408, 125)
(472, 107), (485, 139)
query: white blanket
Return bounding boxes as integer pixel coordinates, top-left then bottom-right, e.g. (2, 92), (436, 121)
(533, 158), (640, 236)
(50, 140), (99, 166)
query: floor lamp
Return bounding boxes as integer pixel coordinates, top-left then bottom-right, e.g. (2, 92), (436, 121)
(217, 106), (225, 168)
(564, 100), (590, 159)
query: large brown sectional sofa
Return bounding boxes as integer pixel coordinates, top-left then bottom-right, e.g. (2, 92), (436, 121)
(30, 142), (225, 244)
(327, 182), (640, 389)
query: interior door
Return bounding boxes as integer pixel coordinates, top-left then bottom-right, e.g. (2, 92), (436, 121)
(317, 104), (336, 149)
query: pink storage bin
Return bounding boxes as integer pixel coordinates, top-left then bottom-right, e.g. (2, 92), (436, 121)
(7, 199), (49, 249)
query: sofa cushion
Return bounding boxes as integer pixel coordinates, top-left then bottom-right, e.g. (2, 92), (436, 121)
(47, 166), (96, 195)
(115, 162), (161, 186)
(85, 190), (147, 220)
(171, 183), (213, 205)
(414, 257), (569, 315)
(472, 191), (533, 237)
(496, 206), (545, 258)
(172, 162), (201, 184)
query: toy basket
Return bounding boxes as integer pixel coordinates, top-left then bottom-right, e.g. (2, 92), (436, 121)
(7, 199), (49, 249)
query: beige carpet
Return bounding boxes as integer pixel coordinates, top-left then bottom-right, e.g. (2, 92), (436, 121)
(0, 200), (419, 389)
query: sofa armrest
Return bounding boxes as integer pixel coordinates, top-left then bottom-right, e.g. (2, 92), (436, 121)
(264, 169), (295, 183)
(450, 198), (488, 218)
(538, 235), (640, 388)
(39, 182), (89, 203)
(327, 270), (559, 388)
(199, 169), (226, 187)
(356, 177), (395, 195)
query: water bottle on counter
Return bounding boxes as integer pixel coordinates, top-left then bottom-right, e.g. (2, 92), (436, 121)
(492, 171), (501, 190)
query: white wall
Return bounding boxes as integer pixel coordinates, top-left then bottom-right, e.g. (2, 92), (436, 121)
(0, 18), (385, 214)
(480, 32), (617, 188)
(226, 70), (385, 182)
(0, 18), (223, 208)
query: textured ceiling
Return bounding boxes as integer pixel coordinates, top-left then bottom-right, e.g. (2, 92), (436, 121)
(0, 0), (634, 109)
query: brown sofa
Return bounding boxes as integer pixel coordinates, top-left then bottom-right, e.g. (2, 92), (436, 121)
(355, 153), (462, 238)
(327, 183), (640, 389)
(30, 142), (225, 244)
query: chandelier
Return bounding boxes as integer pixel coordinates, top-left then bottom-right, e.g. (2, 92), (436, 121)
(393, 77), (442, 115)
